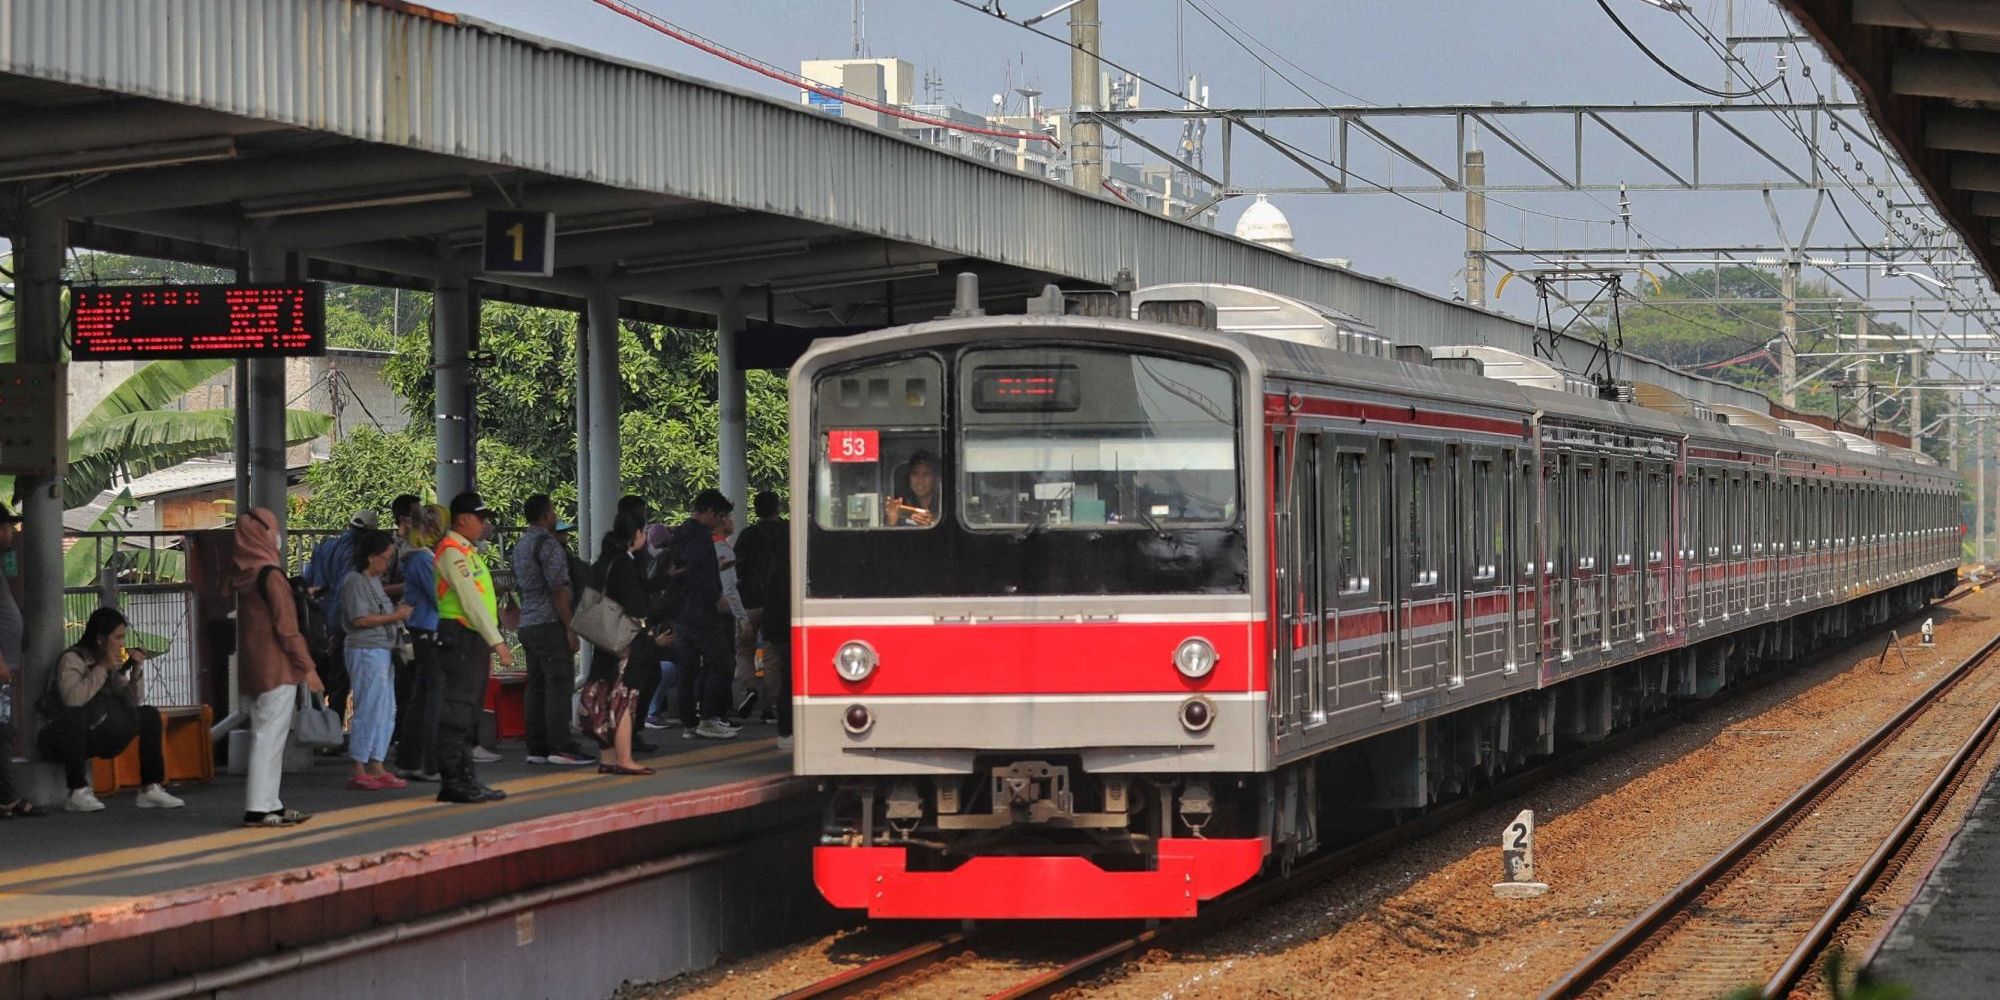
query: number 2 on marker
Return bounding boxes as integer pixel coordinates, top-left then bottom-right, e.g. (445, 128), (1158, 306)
(1508, 823), (1529, 850)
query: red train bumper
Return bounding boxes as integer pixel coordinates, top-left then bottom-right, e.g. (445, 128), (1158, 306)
(813, 838), (1266, 919)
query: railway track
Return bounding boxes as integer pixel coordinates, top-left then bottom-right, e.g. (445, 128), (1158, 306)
(774, 590), (1991, 1000)
(1539, 628), (2000, 1000)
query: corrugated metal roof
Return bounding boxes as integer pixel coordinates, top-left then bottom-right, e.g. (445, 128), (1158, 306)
(0, 0), (1763, 408)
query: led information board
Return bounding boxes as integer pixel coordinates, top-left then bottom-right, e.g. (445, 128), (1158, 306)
(70, 283), (327, 360)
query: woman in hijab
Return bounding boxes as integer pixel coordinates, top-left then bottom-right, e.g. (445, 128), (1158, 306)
(233, 508), (323, 828)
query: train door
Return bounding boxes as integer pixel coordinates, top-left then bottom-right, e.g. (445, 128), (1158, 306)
(1681, 467), (1701, 627)
(1609, 461), (1637, 646)
(1703, 472), (1726, 623)
(1324, 435), (1384, 721)
(1544, 452), (1569, 659)
(1276, 428), (1323, 736)
(1572, 457), (1604, 653)
(1462, 447), (1506, 684)
(1513, 452), (1538, 671)
(1381, 443), (1403, 704)
(1643, 464), (1669, 639)
(1401, 441), (1449, 694)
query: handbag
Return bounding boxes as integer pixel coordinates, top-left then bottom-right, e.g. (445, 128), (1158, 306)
(572, 559), (643, 655)
(291, 684), (345, 749)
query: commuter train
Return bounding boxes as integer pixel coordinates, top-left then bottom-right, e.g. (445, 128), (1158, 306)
(789, 279), (1961, 920)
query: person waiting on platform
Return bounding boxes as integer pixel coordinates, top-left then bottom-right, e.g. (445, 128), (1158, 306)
(234, 507), (323, 827)
(887, 450), (942, 527)
(340, 529), (411, 791)
(36, 608), (184, 812)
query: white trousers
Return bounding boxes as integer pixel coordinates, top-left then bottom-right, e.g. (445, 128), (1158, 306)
(245, 685), (295, 814)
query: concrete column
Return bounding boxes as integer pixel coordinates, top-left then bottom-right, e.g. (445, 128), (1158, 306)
(13, 207), (66, 756)
(1463, 144), (1487, 308)
(586, 284), (622, 542)
(717, 292), (748, 508)
(246, 239), (290, 526)
(1779, 261), (1799, 409)
(433, 270), (473, 502)
(574, 311), (593, 550)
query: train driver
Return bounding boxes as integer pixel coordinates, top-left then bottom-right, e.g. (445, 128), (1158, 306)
(887, 450), (942, 527)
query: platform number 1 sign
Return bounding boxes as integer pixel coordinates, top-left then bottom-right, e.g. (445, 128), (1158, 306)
(483, 210), (556, 277)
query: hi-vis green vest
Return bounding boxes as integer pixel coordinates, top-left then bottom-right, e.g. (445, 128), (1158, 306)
(435, 533), (495, 628)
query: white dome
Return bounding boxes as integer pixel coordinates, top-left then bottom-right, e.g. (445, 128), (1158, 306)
(1233, 194), (1296, 253)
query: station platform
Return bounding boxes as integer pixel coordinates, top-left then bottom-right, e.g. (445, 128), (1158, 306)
(0, 725), (814, 999)
(1870, 757), (2000, 997)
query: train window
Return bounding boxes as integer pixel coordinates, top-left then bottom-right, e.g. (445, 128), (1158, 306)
(1333, 450), (1367, 594)
(1409, 454), (1436, 587)
(1472, 458), (1496, 581)
(1517, 457), (1535, 580)
(1574, 461), (1597, 572)
(1614, 469), (1635, 567)
(956, 347), (1239, 531)
(1645, 469), (1667, 564)
(813, 354), (945, 530)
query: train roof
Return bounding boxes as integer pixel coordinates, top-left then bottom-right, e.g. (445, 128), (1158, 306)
(791, 282), (1951, 486)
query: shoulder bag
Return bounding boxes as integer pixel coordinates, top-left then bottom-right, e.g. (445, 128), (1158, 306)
(291, 684), (345, 749)
(571, 557), (642, 656)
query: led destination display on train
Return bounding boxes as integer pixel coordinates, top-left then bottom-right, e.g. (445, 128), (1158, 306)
(70, 283), (327, 360)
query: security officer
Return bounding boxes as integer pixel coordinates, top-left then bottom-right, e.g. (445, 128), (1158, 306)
(433, 492), (514, 804)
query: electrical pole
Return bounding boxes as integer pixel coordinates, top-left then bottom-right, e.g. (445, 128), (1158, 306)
(1069, 0), (1103, 194)
(1465, 138), (1487, 307)
(1779, 259), (1799, 409)
(1979, 416), (1988, 563)
(1854, 311), (1871, 435)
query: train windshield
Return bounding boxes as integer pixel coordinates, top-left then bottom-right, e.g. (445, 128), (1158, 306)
(958, 347), (1239, 530)
(807, 345), (1247, 598)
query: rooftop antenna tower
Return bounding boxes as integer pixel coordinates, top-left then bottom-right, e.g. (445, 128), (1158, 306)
(851, 0), (867, 58)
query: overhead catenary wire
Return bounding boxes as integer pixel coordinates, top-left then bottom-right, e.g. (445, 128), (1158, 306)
(1596, 0), (1779, 99)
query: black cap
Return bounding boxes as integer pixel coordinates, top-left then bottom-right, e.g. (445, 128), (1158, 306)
(448, 492), (495, 520)
(0, 502), (19, 525)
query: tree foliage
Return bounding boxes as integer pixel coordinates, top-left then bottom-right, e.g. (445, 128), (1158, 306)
(298, 300), (787, 529)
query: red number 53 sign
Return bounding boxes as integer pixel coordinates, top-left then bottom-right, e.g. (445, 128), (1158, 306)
(827, 429), (879, 463)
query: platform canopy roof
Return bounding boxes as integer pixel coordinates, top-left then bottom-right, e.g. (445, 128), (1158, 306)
(0, 0), (1766, 405)
(1782, 0), (2000, 286)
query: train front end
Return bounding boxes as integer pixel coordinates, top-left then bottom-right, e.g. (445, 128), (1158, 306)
(793, 314), (1269, 920)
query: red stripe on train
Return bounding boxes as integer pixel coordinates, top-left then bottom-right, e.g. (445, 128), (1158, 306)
(796, 620), (1263, 696)
(1267, 394), (1528, 438)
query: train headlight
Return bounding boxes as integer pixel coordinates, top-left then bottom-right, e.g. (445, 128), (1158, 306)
(1173, 637), (1218, 679)
(833, 640), (878, 682)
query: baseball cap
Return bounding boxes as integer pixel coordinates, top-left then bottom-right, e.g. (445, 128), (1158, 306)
(449, 492), (495, 520)
(554, 519), (576, 534)
(349, 509), (380, 529)
(0, 501), (20, 525)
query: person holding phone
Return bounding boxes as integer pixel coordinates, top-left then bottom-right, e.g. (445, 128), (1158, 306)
(37, 608), (182, 812)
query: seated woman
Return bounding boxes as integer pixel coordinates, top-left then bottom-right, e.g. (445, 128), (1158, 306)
(887, 450), (942, 527)
(36, 608), (184, 812)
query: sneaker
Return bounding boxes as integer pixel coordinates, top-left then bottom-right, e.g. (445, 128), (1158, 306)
(66, 788), (106, 812)
(644, 715), (673, 730)
(693, 719), (740, 740)
(524, 755), (549, 765)
(470, 746), (502, 764)
(135, 784), (186, 809)
(776, 735), (794, 751)
(545, 751), (595, 765)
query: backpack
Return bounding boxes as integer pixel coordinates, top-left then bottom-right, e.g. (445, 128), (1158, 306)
(256, 565), (334, 670)
(532, 534), (592, 611)
(645, 527), (691, 624)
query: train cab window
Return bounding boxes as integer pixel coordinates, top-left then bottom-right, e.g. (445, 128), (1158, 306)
(1408, 455), (1436, 587)
(957, 347), (1239, 530)
(813, 355), (945, 530)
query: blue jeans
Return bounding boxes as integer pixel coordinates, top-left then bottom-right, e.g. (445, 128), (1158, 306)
(346, 646), (396, 764)
(647, 659), (680, 718)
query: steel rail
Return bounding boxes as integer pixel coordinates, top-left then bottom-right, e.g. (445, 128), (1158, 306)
(1537, 628), (2000, 1000)
(1762, 691), (2000, 996)
(776, 930), (980, 1000)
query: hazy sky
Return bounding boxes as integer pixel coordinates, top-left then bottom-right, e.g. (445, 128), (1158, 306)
(446, 0), (1929, 322)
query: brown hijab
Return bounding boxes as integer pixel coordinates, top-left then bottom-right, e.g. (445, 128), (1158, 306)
(232, 507), (282, 594)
